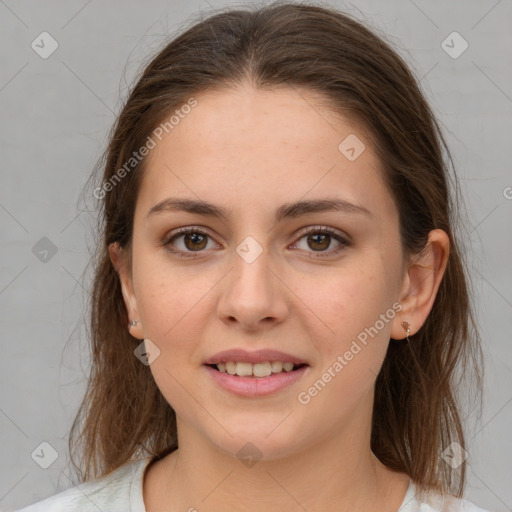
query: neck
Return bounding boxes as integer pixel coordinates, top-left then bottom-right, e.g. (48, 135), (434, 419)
(143, 397), (410, 512)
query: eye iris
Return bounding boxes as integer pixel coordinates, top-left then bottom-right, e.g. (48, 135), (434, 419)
(308, 233), (330, 251)
(175, 230), (339, 254)
(185, 232), (207, 251)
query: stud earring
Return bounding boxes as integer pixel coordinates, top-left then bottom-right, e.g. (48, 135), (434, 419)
(128, 320), (139, 330)
(401, 321), (411, 342)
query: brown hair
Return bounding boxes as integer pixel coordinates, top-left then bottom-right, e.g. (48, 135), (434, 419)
(71, 0), (483, 497)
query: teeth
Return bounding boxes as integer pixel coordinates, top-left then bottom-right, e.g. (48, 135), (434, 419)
(283, 362), (294, 372)
(225, 361), (236, 375)
(253, 362), (272, 377)
(235, 362), (253, 377)
(214, 361), (299, 377)
(271, 361), (283, 373)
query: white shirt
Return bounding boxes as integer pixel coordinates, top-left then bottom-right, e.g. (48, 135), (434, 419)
(15, 456), (490, 512)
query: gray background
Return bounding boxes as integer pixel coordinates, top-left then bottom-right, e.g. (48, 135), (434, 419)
(1, 0), (511, 510)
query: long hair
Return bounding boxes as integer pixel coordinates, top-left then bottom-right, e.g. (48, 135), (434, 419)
(70, 1), (482, 496)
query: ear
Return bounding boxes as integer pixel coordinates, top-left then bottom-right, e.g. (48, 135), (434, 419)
(391, 229), (450, 340)
(108, 242), (144, 340)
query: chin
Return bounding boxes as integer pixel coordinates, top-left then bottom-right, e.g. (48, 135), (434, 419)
(207, 424), (306, 463)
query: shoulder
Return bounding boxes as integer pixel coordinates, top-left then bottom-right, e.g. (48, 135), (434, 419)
(409, 483), (491, 512)
(418, 499), (490, 512)
(15, 457), (152, 512)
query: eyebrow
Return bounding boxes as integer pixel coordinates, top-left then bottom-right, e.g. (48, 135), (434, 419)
(146, 197), (372, 223)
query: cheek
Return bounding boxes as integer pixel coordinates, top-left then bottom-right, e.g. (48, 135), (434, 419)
(296, 271), (393, 420)
(296, 258), (395, 381)
(133, 249), (212, 341)
(299, 259), (392, 335)
(133, 260), (210, 411)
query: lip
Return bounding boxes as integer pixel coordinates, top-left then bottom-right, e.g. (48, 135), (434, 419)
(204, 348), (309, 365)
(204, 364), (309, 397)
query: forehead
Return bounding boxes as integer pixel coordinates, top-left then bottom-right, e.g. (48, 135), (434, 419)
(136, 85), (395, 223)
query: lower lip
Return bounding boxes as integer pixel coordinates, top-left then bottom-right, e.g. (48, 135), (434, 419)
(204, 365), (308, 397)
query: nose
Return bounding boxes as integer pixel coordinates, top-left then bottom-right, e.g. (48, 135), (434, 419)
(216, 242), (289, 332)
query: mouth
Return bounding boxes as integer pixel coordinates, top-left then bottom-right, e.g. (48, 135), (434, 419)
(205, 361), (309, 378)
(204, 360), (309, 397)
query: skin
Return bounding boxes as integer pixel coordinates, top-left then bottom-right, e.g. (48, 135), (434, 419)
(109, 83), (449, 512)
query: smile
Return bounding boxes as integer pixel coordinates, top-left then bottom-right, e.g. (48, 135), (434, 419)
(210, 361), (306, 377)
(204, 362), (309, 397)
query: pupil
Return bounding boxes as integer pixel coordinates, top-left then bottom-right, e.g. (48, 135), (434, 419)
(310, 234), (329, 251)
(186, 233), (207, 250)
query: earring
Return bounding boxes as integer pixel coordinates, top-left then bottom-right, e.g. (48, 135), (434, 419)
(128, 320), (139, 330)
(401, 321), (411, 342)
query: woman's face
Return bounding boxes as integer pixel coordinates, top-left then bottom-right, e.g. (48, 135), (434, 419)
(116, 85), (410, 460)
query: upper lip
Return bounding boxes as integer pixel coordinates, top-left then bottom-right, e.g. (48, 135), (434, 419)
(204, 348), (309, 365)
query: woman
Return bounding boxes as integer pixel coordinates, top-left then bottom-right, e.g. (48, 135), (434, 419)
(18, 2), (488, 511)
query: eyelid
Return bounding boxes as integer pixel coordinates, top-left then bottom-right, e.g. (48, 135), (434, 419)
(163, 225), (350, 258)
(289, 226), (351, 256)
(295, 225), (351, 242)
(165, 225), (350, 242)
(163, 225), (219, 250)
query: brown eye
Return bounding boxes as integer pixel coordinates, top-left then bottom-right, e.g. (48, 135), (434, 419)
(164, 227), (216, 258)
(293, 226), (350, 258)
(306, 233), (331, 251)
(181, 232), (208, 251)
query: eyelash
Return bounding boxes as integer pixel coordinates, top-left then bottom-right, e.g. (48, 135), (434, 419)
(163, 226), (351, 259)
